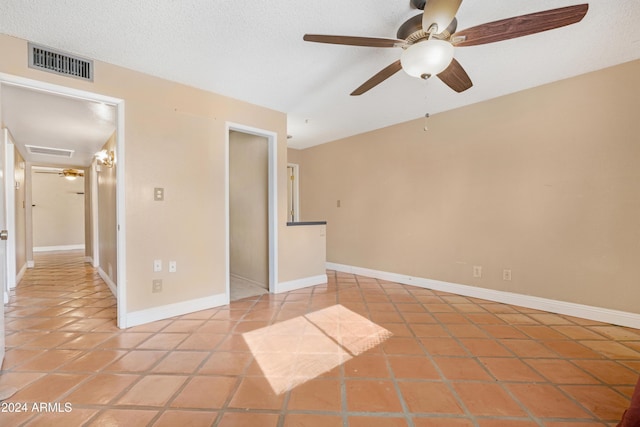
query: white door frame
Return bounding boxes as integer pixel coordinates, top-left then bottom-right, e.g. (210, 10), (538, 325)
(287, 162), (300, 222)
(3, 129), (17, 291)
(0, 117), (7, 365)
(225, 123), (278, 299)
(90, 162), (100, 268)
(0, 72), (127, 328)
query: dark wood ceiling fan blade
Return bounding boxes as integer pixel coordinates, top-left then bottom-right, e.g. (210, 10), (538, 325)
(303, 34), (406, 48)
(351, 60), (403, 96)
(437, 58), (472, 93)
(452, 4), (588, 47)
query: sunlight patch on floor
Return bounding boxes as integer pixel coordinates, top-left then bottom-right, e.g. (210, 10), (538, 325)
(242, 304), (392, 395)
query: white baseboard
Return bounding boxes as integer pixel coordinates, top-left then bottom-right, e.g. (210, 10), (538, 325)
(15, 263), (27, 287)
(27, 260), (34, 268)
(97, 267), (117, 297)
(33, 244), (85, 253)
(126, 293), (228, 328)
(327, 262), (640, 329)
(276, 274), (328, 294)
(85, 256), (93, 264)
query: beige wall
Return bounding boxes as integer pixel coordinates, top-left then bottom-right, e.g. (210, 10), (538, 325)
(31, 171), (85, 249)
(298, 59), (640, 314)
(229, 131), (268, 288)
(0, 33), (296, 315)
(287, 148), (303, 165)
(279, 224), (327, 283)
(98, 133), (117, 283)
(13, 148), (26, 273)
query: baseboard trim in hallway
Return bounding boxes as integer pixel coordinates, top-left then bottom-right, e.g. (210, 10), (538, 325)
(97, 267), (117, 297)
(327, 262), (640, 329)
(33, 244), (85, 252)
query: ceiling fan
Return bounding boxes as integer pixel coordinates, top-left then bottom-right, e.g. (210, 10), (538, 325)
(60, 169), (84, 180)
(303, 0), (588, 95)
(34, 168), (85, 180)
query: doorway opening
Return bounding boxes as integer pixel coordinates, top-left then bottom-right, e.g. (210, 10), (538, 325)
(31, 166), (86, 253)
(0, 72), (126, 327)
(226, 124), (278, 302)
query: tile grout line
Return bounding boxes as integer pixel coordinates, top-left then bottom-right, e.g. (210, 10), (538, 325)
(381, 277), (480, 426)
(3, 255), (638, 425)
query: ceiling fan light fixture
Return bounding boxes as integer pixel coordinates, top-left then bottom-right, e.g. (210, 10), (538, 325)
(62, 169), (83, 180)
(400, 39), (454, 79)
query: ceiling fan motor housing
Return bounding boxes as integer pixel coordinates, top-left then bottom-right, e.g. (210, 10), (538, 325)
(411, 0), (427, 11)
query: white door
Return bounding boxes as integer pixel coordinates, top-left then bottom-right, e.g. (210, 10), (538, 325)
(0, 129), (8, 367)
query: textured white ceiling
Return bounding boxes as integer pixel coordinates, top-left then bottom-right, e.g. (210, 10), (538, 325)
(1, 85), (116, 167)
(0, 0), (639, 149)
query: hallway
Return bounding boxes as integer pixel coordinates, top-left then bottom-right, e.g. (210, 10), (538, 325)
(0, 251), (639, 426)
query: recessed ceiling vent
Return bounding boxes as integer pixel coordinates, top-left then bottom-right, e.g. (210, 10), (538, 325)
(28, 43), (93, 81)
(25, 145), (74, 158)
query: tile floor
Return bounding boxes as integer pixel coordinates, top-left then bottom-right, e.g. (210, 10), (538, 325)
(1, 251), (639, 426)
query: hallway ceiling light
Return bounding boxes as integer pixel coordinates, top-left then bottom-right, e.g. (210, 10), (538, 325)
(95, 149), (114, 168)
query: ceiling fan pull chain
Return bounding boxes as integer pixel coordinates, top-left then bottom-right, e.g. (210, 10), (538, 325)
(424, 113), (430, 132)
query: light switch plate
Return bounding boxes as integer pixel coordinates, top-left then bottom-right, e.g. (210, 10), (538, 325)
(154, 187), (164, 201)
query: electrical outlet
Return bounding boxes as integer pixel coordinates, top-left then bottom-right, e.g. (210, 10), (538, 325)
(473, 265), (482, 278)
(152, 279), (163, 293)
(169, 261), (176, 273)
(503, 269), (512, 281)
(153, 259), (162, 272)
